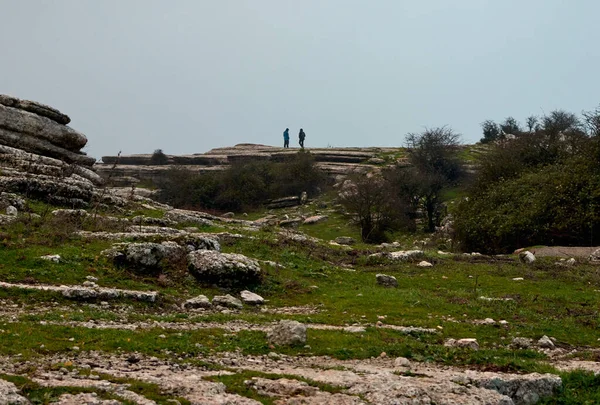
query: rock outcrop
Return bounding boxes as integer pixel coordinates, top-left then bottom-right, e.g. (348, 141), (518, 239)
(187, 250), (262, 287)
(95, 144), (404, 186)
(0, 94), (114, 207)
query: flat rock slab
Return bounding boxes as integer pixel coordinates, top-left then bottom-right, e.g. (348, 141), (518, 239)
(0, 94), (70, 125)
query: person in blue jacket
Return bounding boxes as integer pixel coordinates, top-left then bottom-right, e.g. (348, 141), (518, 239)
(283, 128), (290, 148)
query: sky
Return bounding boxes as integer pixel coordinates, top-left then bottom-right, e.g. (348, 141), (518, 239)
(1, 0), (599, 160)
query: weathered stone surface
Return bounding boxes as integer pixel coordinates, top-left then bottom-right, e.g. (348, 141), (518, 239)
(370, 250), (424, 261)
(334, 236), (355, 245)
(0, 94), (70, 125)
(279, 218), (302, 228)
(187, 250), (262, 287)
(103, 241), (186, 270)
(164, 209), (215, 227)
(240, 290), (265, 306)
(303, 215), (328, 225)
(212, 294), (243, 309)
(376, 274), (398, 287)
(519, 251), (536, 264)
(268, 320), (307, 346)
(444, 338), (480, 350)
(52, 393), (119, 405)
(0, 281), (157, 302)
(183, 295), (212, 309)
(511, 337), (533, 350)
(537, 335), (555, 349)
(417, 260), (433, 267)
(0, 378), (30, 404)
(5, 206), (17, 216)
(474, 373), (561, 405)
(0, 102), (87, 151)
(267, 196), (301, 209)
(0, 144), (102, 184)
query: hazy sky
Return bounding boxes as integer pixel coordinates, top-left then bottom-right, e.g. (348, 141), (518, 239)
(1, 0), (599, 160)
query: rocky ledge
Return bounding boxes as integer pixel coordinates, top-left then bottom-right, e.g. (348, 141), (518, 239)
(95, 143), (408, 186)
(0, 94), (120, 207)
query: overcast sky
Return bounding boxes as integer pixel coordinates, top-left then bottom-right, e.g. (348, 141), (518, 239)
(1, 0), (599, 160)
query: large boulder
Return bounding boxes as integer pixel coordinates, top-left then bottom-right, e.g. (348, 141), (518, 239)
(267, 320), (307, 346)
(376, 274), (398, 287)
(187, 250), (262, 287)
(0, 94), (71, 125)
(0, 101), (84, 150)
(103, 241), (186, 271)
(212, 294), (243, 309)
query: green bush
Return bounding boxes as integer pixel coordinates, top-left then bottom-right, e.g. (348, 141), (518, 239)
(454, 158), (600, 253)
(156, 152), (327, 212)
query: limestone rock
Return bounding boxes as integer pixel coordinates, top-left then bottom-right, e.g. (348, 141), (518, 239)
(394, 357), (411, 367)
(0, 94), (71, 125)
(240, 290), (265, 306)
(303, 215), (328, 225)
(445, 338), (480, 350)
(268, 320), (307, 346)
(511, 337), (533, 349)
(212, 294), (243, 309)
(0, 102), (86, 151)
(376, 274), (398, 287)
(40, 254), (61, 263)
(475, 373), (561, 405)
(417, 260), (433, 267)
(5, 205), (17, 216)
(519, 251), (536, 264)
(187, 250), (262, 287)
(334, 236), (356, 245)
(343, 326), (366, 333)
(266, 196), (301, 209)
(183, 295), (212, 309)
(537, 335), (555, 349)
(370, 250), (424, 261)
(279, 218), (303, 228)
(0, 378), (30, 405)
(104, 241), (185, 270)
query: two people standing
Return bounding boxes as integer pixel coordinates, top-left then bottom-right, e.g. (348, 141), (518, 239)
(283, 128), (306, 148)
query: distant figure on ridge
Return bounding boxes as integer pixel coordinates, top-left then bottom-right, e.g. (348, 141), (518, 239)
(299, 128), (306, 148)
(283, 128), (290, 148)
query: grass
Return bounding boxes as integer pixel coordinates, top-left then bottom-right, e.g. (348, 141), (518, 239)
(3, 196), (600, 401)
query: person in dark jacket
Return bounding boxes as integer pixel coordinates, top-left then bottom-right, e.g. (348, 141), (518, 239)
(283, 128), (290, 148)
(299, 128), (306, 148)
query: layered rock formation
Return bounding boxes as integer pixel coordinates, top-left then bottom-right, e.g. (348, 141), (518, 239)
(96, 143), (407, 186)
(0, 94), (110, 207)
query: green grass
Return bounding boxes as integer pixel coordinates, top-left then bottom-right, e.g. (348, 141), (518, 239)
(539, 371), (600, 404)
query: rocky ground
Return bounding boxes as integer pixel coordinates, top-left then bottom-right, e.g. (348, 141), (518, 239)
(2, 95), (600, 404)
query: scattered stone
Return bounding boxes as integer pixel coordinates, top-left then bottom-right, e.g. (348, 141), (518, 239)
(303, 215), (328, 225)
(86, 276), (98, 282)
(240, 290), (265, 306)
(511, 337), (533, 349)
(417, 260), (433, 267)
(394, 357), (411, 367)
(445, 338), (479, 350)
(519, 251), (536, 264)
(499, 320), (509, 326)
(343, 326), (366, 333)
(376, 274), (398, 288)
(537, 335), (555, 350)
(188, 250), (262, 288)
(103, 241), (186, 270)
(212, 294), (243, 310)
(482, 318), (496, 325)
(279, 218), (303, 228)
(5, 205), (17, 216)
(221, 212), (235, 218)
(475, 373), (561, 405)
(370, 250), (424, 261)
(512, 277), (524, 281)
(40, 254), (61, 263)
(268, 320), (307, 346)
(183, 295), (212, 309)
(334, 236), (355, 245)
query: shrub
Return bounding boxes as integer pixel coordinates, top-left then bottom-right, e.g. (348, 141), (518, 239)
(150, 149), (169, 165)
(454, 157), (600, 253)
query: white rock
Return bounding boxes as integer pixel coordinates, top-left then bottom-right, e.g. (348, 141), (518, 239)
(5, 205), (17, 216)
(40, 254), (60, 263)
(343, 326), (366, 333)
(512, 277), (524, 281)
(268, 320), (307, 346)
(394, 357), (411, 367)
(482, 318), (496, 325)
(376, 274), (398, 287)
(538, 335), (555, 349)
(183, 295), (212, 309)
(417, 260), (433, 267)
(212, 294), (243, 309)
(240, 290), (264, 306)
(519, 251), (536, 264)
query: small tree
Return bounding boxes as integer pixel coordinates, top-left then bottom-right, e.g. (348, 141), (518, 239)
(582, 105), (600, 137)
(500, 117), (522, 136)
(526, 115), (539, 133)
(150, 149), (169, 165)
(339, 175), (412, 243)
(480, 120), (501, 144)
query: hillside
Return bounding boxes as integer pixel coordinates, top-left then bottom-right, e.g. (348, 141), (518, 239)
(2, 94), (600, 404)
